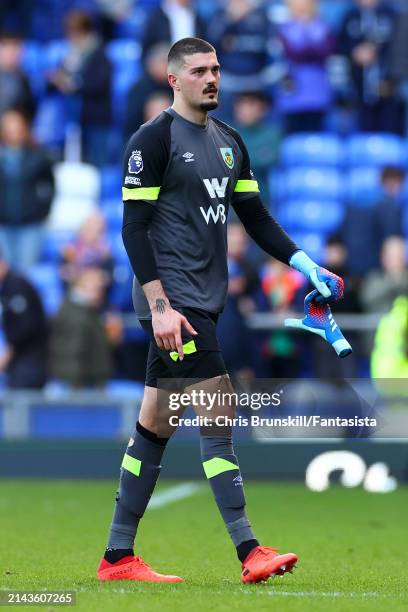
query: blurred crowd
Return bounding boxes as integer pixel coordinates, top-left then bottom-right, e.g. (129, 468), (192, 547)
(1, 0), (408, 389)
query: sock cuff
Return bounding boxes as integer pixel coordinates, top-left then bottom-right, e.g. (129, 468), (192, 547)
(136, 421), (169, 447)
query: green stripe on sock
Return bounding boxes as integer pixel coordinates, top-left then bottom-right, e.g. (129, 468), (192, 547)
(202, 457), (239, 479)
(121, 454), (141, 477)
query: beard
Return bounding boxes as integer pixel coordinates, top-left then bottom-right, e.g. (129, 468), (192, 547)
(199, 99), (219, 111)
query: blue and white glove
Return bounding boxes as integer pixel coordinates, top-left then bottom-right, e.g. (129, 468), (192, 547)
(285, 290), (352, 358)
(289, 250), (344, 303)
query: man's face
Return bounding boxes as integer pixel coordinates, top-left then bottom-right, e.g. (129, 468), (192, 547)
(0, 111), (29, 147)
(171, 52), (220, 111)
(0, 39), (22, 71)
(357, 0), (378, 8)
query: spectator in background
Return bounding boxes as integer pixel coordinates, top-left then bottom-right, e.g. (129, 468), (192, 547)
(233, 91), (281, 205)
(206, 0), (270, 117)
(47, 10), (112, 167)
(232, 91), (280, 205)
(141, 0), (205, 64)
(93, 0), (133, 41)
(360, 235), (408, 316)
(312, 234), (362, 378)
(276, 0), (334, 133)
(59, 211), (114, 299)
(0, 109), (54, 270)
(50, 267), (114, 388)
(0, 253), (48, 388)
(375, 165), (405, 233)
(0, 31), (35, 119)
(124, 43), (170, 141)
(371, 295), (408, 380)
(260, 258), (304, 378)
(217, 222), (260, 377)
(338, 0), (403, 134)
(390, 6), (408, 136)
(343, 165), (404, 275)
(143, 91), (173, 124)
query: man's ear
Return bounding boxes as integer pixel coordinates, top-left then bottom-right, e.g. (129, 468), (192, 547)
(168, 73), (180, 91)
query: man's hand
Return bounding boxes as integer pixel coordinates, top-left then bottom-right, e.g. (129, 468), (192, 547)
(152, 301), (197, 360)
(289, 250), (344, 303)
(309, 266), (344, 303)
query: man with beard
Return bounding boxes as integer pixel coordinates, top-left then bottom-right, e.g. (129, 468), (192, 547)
(97, 37), (344, 584)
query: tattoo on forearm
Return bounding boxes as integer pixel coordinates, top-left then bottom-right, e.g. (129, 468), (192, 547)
(156, 298), (166, 314)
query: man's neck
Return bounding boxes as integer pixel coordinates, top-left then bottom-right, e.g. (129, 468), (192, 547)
(171, 100), (208, 126)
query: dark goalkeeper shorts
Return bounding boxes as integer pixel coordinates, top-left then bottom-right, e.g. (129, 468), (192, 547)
(139, 307), (227, 389)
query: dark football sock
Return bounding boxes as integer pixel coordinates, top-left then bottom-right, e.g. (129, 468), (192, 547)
(104, 547), (134, 563)
(200, 435), (259, 562)
(106, 422), (169, 551)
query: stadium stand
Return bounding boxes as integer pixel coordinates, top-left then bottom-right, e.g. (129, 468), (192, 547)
(1, 0), (408, 386)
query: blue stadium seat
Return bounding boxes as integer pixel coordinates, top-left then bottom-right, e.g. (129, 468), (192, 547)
(21, 40), (44, 95)
(112, 70), (140, 125)
(109, 232), (128, 263)
(268, 169), (285, 204)
(283, 168), (344, 200)
(287, 232), (325, 263)
(101, 166), (122, 201)
(107, 380), (145, 398)
(106, 39), (141, 70)
(109, 263), (133, 310)
(42, 40), (69, 71)
(33, 94), (68, 147)
(27, 264), (63, 315)
(347, 167), (380, 206)
(107, 40), (142, 125)
(280, 134), (344, 167)
(347, 134), (405, 167)
(103, 200), (122, 232)
(41, 230), (75, 263)
(277, 200), (344, 234)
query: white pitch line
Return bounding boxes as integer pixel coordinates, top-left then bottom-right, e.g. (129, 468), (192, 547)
(148, 482), (202, 509)
(250, 590), (381, 599)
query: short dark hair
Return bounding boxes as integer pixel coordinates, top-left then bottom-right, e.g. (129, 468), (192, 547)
(65, 10), (93, 34)
(0, 30), (22, 42)
(168, 37), (216, 70)
(234, 90), (271, 105)
(381, 165), (405, 183)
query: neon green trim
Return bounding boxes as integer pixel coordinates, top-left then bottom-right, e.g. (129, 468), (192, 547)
(121, 454), (141, 477)
(202, 457), (239, 479)
(169, 339), (197, 362)
(122, 186), (160, 201)
(234, 179), (259, 193)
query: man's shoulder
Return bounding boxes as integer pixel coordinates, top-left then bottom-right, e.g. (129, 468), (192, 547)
(211, 117), (243, 144)
(210, 116), (246, 152)
(126, 111), (173, 149)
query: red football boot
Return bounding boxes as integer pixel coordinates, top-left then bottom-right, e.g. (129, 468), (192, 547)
(97, 555), (184, 582)
(241, 546), (298, 584)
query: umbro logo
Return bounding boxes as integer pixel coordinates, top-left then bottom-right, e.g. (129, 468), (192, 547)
(182, 152), (195, 163)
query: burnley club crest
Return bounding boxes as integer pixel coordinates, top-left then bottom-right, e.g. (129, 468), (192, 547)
(220, 147), (234, 169)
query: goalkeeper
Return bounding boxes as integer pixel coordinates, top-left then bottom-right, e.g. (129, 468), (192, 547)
(97, 37), (344, 584)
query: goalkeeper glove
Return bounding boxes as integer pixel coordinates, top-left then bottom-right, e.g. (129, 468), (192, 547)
(285, 290), (352, 358)
(289, 250), (344, 303)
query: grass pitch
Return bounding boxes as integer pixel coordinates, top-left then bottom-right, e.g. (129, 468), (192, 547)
(0, 479), (407, 611)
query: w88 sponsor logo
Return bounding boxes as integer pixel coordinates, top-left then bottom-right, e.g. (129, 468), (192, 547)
(200, 204), (226, 224)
